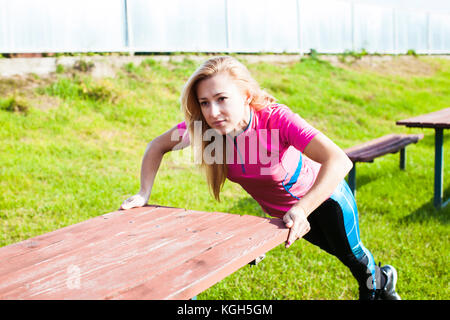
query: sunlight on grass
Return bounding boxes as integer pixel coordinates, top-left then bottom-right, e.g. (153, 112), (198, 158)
(0, 55), (449, 299)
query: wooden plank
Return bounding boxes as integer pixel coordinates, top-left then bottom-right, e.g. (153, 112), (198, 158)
(24, 214), (260, 300)
(110, 218), (288, 300)
(0, 205), (162, 261)
(351, 135), (423, 162)
(0, 206), (289, 300)
(344, 134), (398, 156)
(0, 206), (181, 276)
(0, 208), (237, 299)
(345, 135), (403, 157)
(344, 134), (423, 162)
(0, 206), (191, 298)
(396, 108), (450, 129)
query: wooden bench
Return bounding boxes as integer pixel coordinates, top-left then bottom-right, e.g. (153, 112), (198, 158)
(0, 205), (288, 300)
(344, 133), (424, 195)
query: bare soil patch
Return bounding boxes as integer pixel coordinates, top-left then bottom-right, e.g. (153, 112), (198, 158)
(321, 55), (446, 77)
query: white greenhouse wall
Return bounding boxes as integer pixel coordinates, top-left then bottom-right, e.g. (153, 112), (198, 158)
(0, 0), (449, 54)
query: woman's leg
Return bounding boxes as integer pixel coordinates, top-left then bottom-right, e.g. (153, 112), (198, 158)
(303, 180), (393, 299)
(304, 198), (381, 299)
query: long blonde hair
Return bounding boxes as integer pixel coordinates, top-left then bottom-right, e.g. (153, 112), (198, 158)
(180, 56), (276, 201)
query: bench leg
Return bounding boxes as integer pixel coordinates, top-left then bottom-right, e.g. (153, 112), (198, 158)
(400, 147), (406, 170)
(434, 128), (444, 209)
(348, 164), (356, 196)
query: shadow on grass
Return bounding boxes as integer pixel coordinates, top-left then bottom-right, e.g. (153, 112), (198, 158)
(346, 172), (374, 192)
(346, 164), (408, 193)
(399, 186), (450, 225)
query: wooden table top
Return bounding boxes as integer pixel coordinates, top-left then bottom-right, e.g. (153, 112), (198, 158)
(396, 107), (450, 129)
(0, 205), (288, 300)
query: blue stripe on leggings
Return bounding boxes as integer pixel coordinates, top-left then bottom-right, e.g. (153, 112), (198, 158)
(330, 180), (377, 290)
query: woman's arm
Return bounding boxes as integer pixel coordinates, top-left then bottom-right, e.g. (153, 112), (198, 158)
(295, 132), (352, 215)
(120, 124), (190, 210)
(284, 132), (353, 247)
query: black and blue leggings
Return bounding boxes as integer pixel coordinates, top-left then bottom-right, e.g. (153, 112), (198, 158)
(303, 180), (381, 297)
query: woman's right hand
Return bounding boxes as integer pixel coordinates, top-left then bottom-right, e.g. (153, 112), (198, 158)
(120, 193), (147, 210)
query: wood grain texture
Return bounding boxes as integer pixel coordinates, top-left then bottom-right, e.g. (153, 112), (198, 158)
(344, 134), (423, 163)
(0, 205), (288, 300)
(396, 108), (450, 129)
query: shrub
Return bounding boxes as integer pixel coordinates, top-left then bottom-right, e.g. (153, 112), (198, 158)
(407, 49), (418, 57)
(80, 79), (119, 103)
(43, 76), (120, 104)
(56, 64), (65, 74)
(73, 59), (95, 72)
(0, 95), (30, 114)
(301, 49), (326, 64)
(124, 62), (138, 73)
(338, 49), (369, 64)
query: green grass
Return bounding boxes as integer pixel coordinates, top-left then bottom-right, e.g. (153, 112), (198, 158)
(0, 55), (449, 300)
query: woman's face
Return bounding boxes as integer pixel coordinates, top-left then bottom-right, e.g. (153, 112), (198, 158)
(196, 72), (250, 136)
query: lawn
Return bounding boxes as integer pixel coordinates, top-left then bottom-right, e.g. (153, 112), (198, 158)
(0, 54), (449, 299)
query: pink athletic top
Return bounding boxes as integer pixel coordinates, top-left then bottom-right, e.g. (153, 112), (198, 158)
(176, 103), (321, 218)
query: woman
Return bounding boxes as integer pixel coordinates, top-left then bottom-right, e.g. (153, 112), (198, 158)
(120, 56), (400, 300)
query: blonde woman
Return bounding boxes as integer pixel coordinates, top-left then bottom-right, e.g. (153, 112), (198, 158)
(120, 56), (400, 300)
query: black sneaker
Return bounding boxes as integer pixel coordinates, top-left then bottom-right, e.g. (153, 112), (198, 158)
(378, 265), (401, 300)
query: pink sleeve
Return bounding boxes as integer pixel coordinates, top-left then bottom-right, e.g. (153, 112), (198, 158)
(176, 121), (190, 144)
(273, 106), (319, 152)
(177, 121), (187, 131)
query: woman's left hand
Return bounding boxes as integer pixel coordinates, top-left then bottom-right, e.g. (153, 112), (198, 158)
(283, 206), (311, 248)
